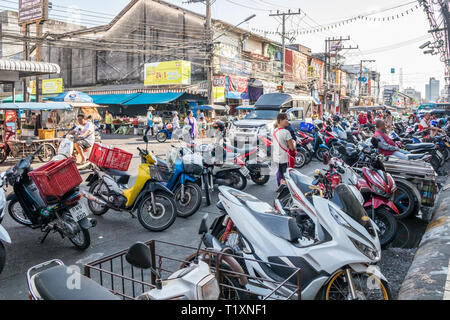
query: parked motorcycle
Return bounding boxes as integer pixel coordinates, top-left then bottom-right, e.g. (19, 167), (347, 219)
(0, 173), (11, 274)
(156, 122), (174, 143)
(26, 216), (221, 300)
(6, 147), (95, 250)
(211, 173), (391, 300)
(84, 136), (177, 232)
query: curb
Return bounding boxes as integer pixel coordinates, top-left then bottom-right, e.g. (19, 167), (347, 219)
(398, 186), (450, 300)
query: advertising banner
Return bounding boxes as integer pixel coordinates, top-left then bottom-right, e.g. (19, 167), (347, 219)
(213, 76), (226, 103)
(144, 60), (191, 86)
(309, 58), (324, 89)
(42, 78), (63, 94)
(226, 76), (248, 100)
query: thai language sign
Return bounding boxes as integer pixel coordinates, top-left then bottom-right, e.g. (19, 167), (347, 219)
(144, 60), (191, 86)
(19, 0), (48, 24)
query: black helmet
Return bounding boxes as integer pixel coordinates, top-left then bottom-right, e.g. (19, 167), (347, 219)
(332, 114), (340, 123)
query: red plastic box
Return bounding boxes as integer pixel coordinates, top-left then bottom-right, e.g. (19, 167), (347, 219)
(89, 143), (132, 172)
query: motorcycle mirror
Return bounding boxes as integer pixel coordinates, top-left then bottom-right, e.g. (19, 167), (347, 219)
(125, 242), (153, 269)
(323, 152), (330, 165)
(198, 214), (209, 235)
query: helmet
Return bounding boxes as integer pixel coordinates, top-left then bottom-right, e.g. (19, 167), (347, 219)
(332, 115), (340, 123)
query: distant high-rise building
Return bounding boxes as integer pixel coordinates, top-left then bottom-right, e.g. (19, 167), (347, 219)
(404, 87), (421, 102)
(425, 77), (440, 102)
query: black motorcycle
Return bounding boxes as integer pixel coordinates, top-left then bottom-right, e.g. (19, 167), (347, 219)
(6, 146), (96, 250)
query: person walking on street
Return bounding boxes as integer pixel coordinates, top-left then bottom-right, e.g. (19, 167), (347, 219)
(104, 111), (113, 134)
(145, 107), (154, 137)
(185, 110), (197, 140)
(384, 110), (394, 133)
(172, 111), (180, 130)
(273, 113), (296, 187)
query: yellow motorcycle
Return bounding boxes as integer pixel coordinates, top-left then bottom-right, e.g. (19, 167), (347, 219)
(83, 137), (177, 232)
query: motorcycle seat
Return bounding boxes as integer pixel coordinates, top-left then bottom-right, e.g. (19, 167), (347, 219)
(404, 143), (435, 151)
(220, 187), (302, 243)
(407, 153), (428, 160)
(31, 265), (120, 300)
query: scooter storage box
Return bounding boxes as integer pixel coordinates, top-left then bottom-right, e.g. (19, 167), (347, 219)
(29, 157), (82, 199)
(182, 154), (203, 176)
(89, 143), (133, 171)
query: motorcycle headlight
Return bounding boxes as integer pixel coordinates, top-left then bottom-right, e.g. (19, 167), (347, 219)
(372, 185), (388, 198)
(329, 205), (352, 229)
(198, 276), (220, 300)
(350, 237), (378, 261)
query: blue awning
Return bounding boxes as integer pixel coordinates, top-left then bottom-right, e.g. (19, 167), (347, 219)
(123, 92), (184, 105)
(90, 93), (141, 105)
(0, 102), (73, 111)
(193, 105), (226, 111)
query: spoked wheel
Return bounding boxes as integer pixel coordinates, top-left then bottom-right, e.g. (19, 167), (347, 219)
(137, 191), (177, 232)
(37, 144), (56, 162)
(8, 198), (33, 226)
(87, 181), (109, 216)
(174, 182), (202, 218)
(156, 132), (168, 143)
(321, 270), (392, 300)
(229, 171), (247, 190)
(295, 149), (307, 168)
(63, 213), (91, 250)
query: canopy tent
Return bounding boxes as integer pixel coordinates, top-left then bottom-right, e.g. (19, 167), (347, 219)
(0, 102), (73, 111)
(90, 93), (141, 105)
(192, 105), (227, 111)
(123, 92), (184, 105)
(53, 91), (93, 103)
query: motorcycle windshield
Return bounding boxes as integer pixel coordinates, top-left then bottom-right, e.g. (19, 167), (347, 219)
(331, 184), (369, 228)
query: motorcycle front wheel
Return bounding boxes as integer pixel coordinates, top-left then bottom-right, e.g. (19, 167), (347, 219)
(137, 191), (177, 232)
(87, 181), (110, 216)
(8, 198), (33, 226)
(249, 166), (270, 185)
(320, 270), (392, 300)
(175, 182), (202, 218)
(156, 132), (168, 143)
(229, 171), (247, 190)
(37, 144), (56, 163)
(366, 207), (398, 248)
(295, 148), (307, 168)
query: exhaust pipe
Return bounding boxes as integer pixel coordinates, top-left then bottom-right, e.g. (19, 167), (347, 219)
(215, 178), (232, 186)
(81, 191), (107, 206)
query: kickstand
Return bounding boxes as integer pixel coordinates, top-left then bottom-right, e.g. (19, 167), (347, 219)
(129, 211), (136, 219)
(40, 229), (51, 244)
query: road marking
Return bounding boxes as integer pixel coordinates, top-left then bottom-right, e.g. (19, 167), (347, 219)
(444, 258), (450, 300)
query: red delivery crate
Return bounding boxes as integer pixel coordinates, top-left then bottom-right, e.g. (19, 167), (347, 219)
(29, 157), (82, 199)
(88, 143), (132, 171)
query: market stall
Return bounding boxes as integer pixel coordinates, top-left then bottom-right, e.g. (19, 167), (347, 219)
(0, 102), (73, 163)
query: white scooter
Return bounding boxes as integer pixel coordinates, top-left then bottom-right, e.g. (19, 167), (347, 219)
(53, 132), (93, 170)
(213, 168), (392, 300)
(0, 172), (11, 274)
(26, 216), (220, 300)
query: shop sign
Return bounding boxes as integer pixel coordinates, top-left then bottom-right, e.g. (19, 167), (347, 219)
(144, 60), (191, 86)
(19, 0), (48, 25)
(213, 76), (226, 103)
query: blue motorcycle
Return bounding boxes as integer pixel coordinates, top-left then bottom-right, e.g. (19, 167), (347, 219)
(298, 123), (329, 162)
(158, 150), (203, 218)
(156, 122), (174, 143)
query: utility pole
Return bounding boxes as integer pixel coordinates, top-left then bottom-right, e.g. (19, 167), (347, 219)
(323, 37), (358, 113)
(269, 10), (301, 86)
(358, 59), (375, 106)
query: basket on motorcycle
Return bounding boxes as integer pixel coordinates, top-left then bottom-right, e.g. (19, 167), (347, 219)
(181, 154), (203, 176)
(29, 157), (82, 200)
(89, 143), (133, 171)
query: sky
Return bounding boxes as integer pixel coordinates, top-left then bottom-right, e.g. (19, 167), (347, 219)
(35, 0), (448, 95)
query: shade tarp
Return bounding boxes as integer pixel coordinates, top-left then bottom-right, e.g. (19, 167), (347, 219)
(0, 102), (73, 111)
(123, 92), (184, 105)
(91, 93), (141, 105)
(1, 94), (53, 103)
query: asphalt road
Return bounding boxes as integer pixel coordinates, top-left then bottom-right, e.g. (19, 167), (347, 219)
(0, 135), (427, 299)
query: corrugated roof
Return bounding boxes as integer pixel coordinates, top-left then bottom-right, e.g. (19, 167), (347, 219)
(0, 59), (61, 76)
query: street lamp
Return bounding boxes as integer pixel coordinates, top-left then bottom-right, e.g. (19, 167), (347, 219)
(419, 41), (431, 49)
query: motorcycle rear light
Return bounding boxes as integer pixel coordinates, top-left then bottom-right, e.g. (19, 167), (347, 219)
(64, 194), (82, 206)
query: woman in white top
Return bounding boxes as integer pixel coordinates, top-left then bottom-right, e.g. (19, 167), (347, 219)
(184, 110), (197, 140)
(172, 112), (180, 130)
(272, 113), (296, 186)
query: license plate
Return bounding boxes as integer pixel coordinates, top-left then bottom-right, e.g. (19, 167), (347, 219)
(69, 203), (89, 222)
(240, 167), (250, 177)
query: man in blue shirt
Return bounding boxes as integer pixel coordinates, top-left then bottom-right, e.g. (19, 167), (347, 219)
(145, 106), (154, 137)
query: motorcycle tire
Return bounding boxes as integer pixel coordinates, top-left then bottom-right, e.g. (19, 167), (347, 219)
(137, 191), (177, 232)
(305, 149), (313, 164)
(316, 147), (328, 162)
(229, 171), (247, 190)
(8, 198), (33, 226)
(156, 132), (168, 143)
(0, 242), (6, 274)
(175, 182), (202, 218)
(64, 213), (91, 250)
(295, 148), (307, 168)
(37, 144), (56, 163)
(0, 148), (8, 164)
(393, 181), (418, 219)
(250, 166), (270, 185)
(366, 207), (397, 248)
(88, 181), (110, 216)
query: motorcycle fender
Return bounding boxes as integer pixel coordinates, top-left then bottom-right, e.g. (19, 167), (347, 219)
(78, 217), (96, 229)
(0, 225), (11, 244)
(86, 173), (99, 186)
(131, 182), (174, 212)
(349, 263), (388, 283)
(364, 197), (399, 214)
(319, 144), (329, 149)
(180, 174), (197, 185)
(394, 178), (421, 207)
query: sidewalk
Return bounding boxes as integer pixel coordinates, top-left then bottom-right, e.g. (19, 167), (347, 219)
(398, 184), (450, 300)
